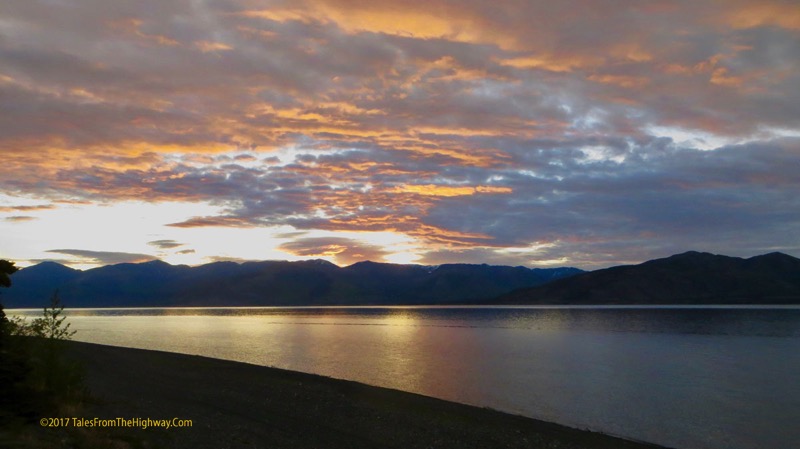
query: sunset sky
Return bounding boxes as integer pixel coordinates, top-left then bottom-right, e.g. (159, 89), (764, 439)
(1, 0), (799, 270)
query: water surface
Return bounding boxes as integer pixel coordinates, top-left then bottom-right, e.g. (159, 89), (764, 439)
(11, 306), (800, 449)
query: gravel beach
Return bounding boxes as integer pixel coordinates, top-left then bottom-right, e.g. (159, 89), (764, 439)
(53, 340), (672, 449)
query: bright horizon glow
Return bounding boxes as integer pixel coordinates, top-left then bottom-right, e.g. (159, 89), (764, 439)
(0, 199), (425, 269)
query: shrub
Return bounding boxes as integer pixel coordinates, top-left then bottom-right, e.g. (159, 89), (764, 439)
(4, 290), (84, 415)
(11, 291), (76, 340)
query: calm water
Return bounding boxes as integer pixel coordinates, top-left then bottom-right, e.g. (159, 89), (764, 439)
(11, 306), (800, 449)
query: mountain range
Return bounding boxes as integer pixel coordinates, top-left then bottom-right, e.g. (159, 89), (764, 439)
(4, 251), (799, 308)
(2, 259), (582, 308)
(499, 251), (800, 304)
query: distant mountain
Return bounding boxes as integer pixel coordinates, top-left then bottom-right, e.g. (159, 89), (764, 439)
(496, 251), (800, 305)
(2, 259), (582, 308)
(3, 261), (81, 303)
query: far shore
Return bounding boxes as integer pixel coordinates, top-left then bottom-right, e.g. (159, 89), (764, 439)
(40, 340), (675, 449)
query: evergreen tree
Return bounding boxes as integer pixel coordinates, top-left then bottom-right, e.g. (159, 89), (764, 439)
(0, 260), (18, 335)
(0, 260), (34, 426)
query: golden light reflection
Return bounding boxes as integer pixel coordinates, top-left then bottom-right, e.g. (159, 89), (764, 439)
(367, 309), (428, 392)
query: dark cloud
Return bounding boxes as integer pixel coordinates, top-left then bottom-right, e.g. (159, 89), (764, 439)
(417, 248), (557, 268)
(420, 137), (800, 267)
(147, 239), (185, 249)
(3, 216), (36, 222)
(166, 215), (258, 228)
(274, 231), (309, 239)
(46, 249), (156, 265)
(206, 256), (253, 264)
(27, 258), (84, 267)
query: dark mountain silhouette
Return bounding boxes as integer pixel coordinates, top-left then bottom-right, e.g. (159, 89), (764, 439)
(497, 251), (800, 305)
(3, 261), (81, 303)
(3, 259), (582, 308)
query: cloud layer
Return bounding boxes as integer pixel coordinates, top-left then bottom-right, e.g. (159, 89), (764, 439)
(46, 249), (156, 266)
(1, 0), (798, 268)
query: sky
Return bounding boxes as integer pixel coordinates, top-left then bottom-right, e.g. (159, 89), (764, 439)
(1, 0), (799, 270)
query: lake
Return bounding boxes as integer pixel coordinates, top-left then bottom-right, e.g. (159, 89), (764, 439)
(10, 306), (800, 449)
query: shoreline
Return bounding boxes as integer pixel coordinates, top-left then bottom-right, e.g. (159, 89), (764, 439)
(53, 340), (673, 449)
(7, 304), (799, 313)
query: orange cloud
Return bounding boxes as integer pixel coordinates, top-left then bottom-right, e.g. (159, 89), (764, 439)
(195, 41), (233, 52)
(109, 18), (180, 46)
(588, 74), (651, 89)
(278, 237), (389, 265)
(240, 4), (475, 41)
(0, 204), (56, 213)
(500, 55), (599, 72)
(391, 184), (512, 197)
(238, 9), (317, 24)
(409, 223), (494, 246)
(320, 213), (493, 247)
(709, 67), (744, 88)
(725, 2), (800, 29)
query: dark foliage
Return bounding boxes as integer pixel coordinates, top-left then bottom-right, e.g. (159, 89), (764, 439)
(2, 263), (84, 441)
(0, 260), (35, 427)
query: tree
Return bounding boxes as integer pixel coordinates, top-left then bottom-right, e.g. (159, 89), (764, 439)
(0, 260), (32, 426)
(0, 260), (19, 335)
(21, 291), (76, 340)
(1, 267), (82, 427)
(6, 291), (80, 395)
(0, 259), (16, 288)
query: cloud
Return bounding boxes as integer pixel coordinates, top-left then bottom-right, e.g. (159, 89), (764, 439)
(3, 215), (37, 222)
(273, 231), (308, 239)
(0, 204), (56, 212)
(147, 239), (185, 249)
(205, 256), (252, 264)
(0, 0), (798, 268)
(27, 258), (83, 267)
(417, 137), (800, 267)
(46, 249), (156, 265)
(417, 247), (561, 268)
(2, 0), (797, 163)
(278, 237), (390, 266)
(166, 215), (259, 228)
(3, 136), (798, 268)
